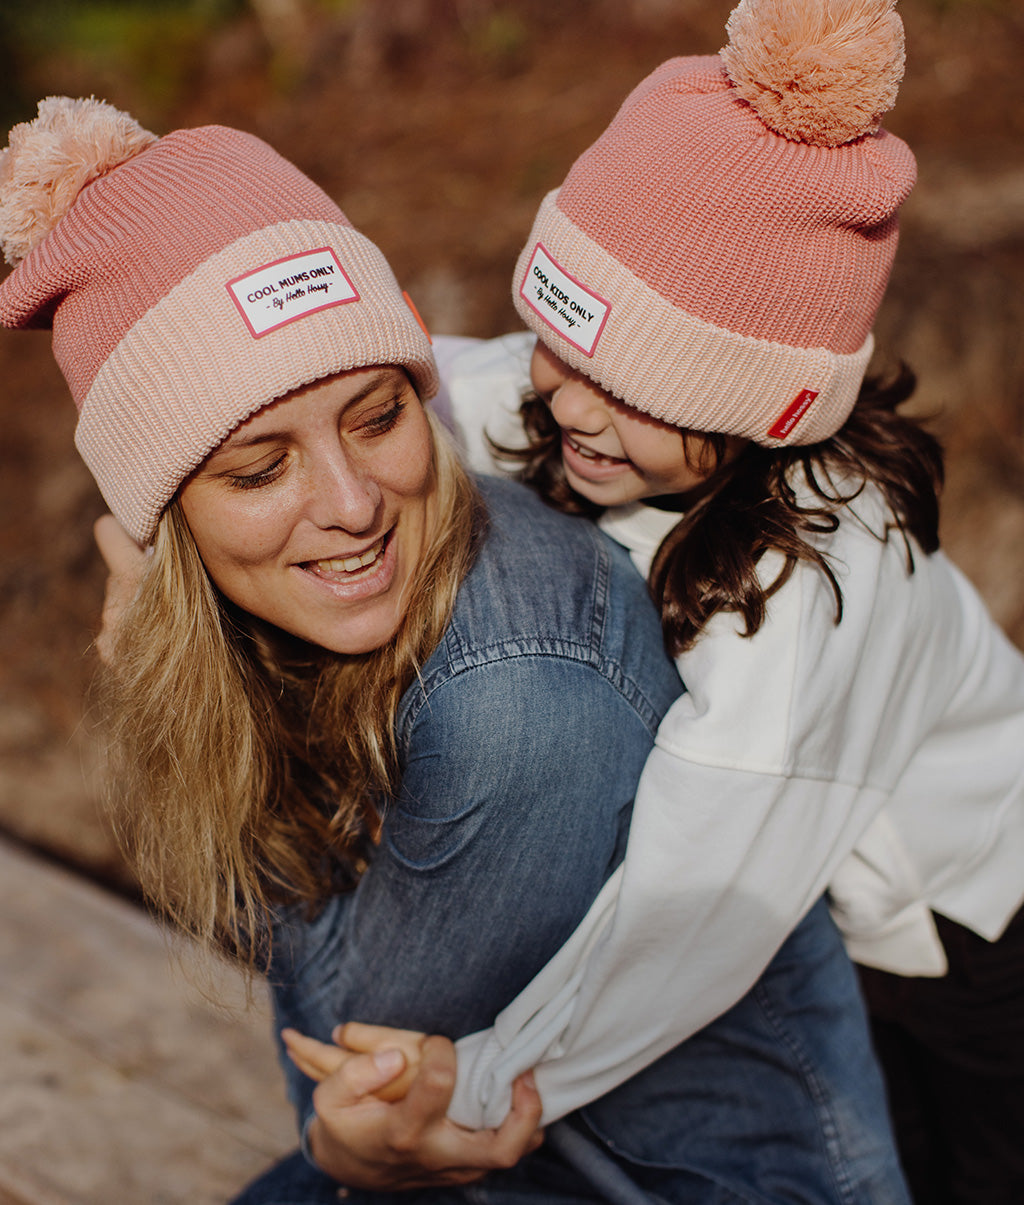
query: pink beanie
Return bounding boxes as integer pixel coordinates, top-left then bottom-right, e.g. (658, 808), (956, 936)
(0, 97), (437, 543)
(512, 0), (916, 446)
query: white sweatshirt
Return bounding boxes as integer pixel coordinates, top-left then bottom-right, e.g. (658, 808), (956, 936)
(434, 333), (1024, 1129)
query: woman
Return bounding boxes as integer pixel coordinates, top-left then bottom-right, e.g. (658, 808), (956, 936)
(0, 97), (907, 1203)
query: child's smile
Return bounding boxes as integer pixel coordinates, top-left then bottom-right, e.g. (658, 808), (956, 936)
(562, 430), (631, 475)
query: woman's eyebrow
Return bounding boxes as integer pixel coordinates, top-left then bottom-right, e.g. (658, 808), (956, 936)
(216, 429), (283, 452)
(217, 370), (404, 452)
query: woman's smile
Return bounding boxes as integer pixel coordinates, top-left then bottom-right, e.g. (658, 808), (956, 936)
(294, 527), (399, 601)
(304, 533), (388, 577)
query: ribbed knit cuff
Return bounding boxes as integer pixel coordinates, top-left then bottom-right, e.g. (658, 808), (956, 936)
(513, 194), (872, 448)
(76, 219), (437, 543)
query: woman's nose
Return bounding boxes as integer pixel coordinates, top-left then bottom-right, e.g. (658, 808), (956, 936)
(306, 452), (382, 534)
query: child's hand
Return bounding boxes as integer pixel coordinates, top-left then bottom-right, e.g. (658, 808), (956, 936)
(302, 1034), (544, 1190)
(282, 1028), (350, 1082)
(283, 1022), (427, 1102)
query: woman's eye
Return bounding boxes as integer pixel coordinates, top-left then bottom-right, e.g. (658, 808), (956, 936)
(359, 399), (406, 437)
(227, 456), (286, 490)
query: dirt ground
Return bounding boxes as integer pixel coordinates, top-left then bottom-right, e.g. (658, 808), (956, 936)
(1, 0), (1022, 887)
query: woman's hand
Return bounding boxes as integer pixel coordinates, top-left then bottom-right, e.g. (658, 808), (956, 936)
(292, 1031), (544, 1189)
(93, 514), (147, 663)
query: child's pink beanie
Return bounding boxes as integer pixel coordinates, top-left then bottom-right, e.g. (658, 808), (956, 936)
(513, 0), (916, 446)
(0, 97), (437, 543)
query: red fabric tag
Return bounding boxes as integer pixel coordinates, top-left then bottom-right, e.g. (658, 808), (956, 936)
(768, 389), (819, 441)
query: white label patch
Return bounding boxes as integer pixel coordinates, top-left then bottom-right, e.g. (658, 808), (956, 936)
(226, 248), (358, 338)
(519, 243), (610, 356)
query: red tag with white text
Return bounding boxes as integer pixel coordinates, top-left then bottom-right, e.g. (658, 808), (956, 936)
(768, 389), (819, 441)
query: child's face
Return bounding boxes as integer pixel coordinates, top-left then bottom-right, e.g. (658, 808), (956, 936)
(530, 340), (743, 507)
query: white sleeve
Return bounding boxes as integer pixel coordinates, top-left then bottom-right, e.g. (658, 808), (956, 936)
(451, 770), (875, 1128)
(431, 331), (535, 475)
(449, 538), (921, 1128)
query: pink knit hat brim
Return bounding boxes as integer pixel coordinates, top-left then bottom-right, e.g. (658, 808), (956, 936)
(75, 218), (437, 543)
(513, 193), (873, 446)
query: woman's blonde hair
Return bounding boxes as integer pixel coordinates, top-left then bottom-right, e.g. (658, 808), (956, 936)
(99, 409), (482, 965)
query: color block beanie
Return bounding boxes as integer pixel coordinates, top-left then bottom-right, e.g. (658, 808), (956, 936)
(0, 97), (438, 543)
(512, 0), (916, 446)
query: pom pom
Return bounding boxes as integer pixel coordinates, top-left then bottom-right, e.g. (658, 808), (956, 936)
(0, 96), (157, 266)
(720, 0), (905, 147)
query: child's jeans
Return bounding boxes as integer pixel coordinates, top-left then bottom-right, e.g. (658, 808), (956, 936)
(232, 896), (910, 1205)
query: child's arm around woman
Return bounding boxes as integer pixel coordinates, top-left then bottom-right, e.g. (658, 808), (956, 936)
(443, 332), (1024, 1128)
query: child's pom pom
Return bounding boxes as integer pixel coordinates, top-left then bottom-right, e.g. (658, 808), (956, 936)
(720, 0), (905, 147)
(0, 96), (157, 267)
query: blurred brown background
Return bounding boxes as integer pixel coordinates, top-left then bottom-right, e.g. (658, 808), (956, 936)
(1, 0), (1022, 891)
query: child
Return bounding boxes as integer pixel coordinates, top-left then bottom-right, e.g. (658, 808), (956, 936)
(429, 1), (1024, 1201)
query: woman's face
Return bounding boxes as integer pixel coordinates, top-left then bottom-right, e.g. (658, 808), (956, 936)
(179, 365), (435, 655)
